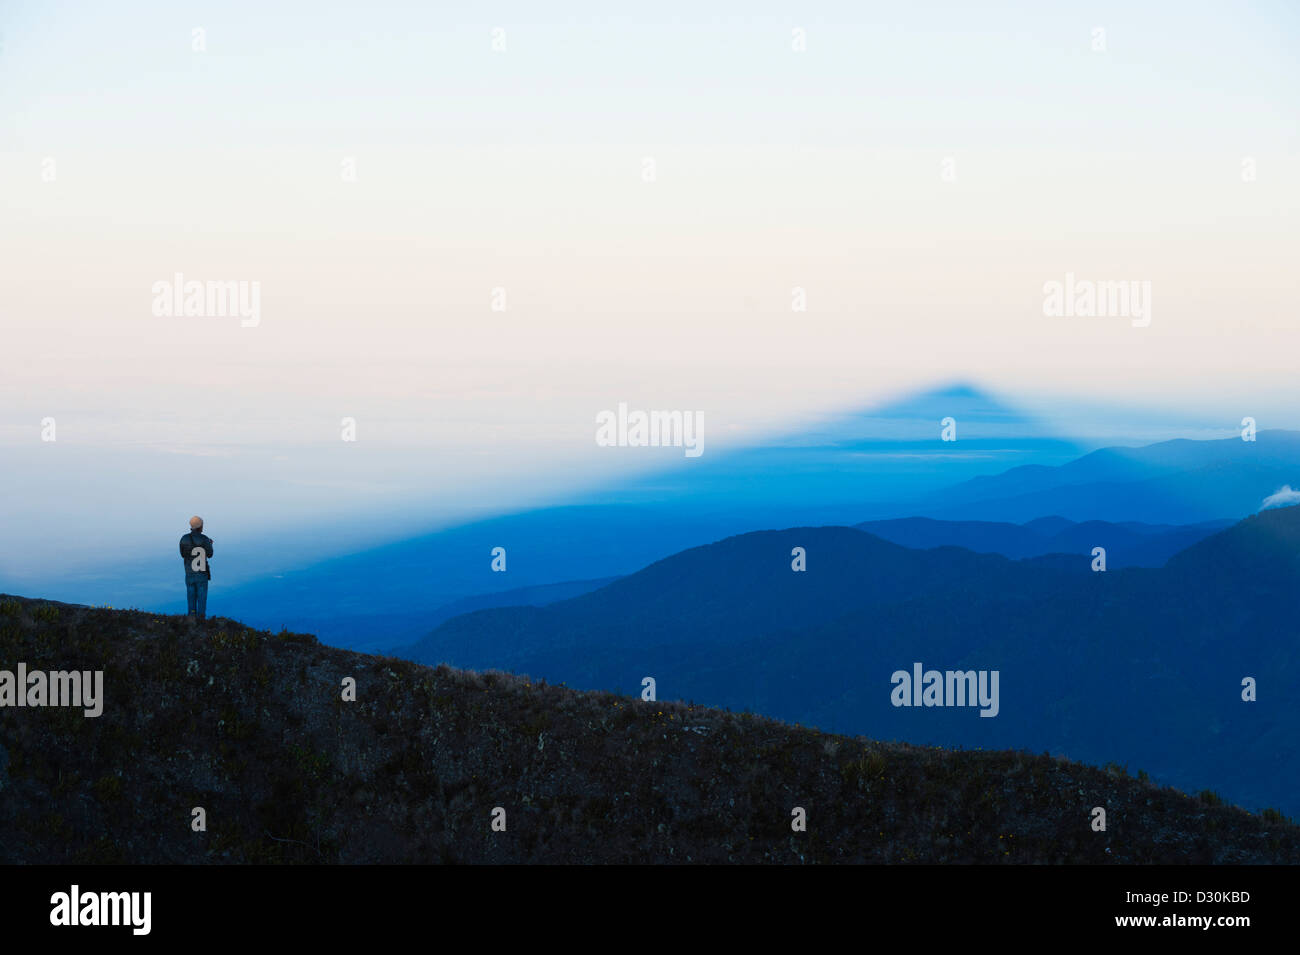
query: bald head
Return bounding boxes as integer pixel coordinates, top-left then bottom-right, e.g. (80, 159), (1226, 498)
(189, 516), (203, 531)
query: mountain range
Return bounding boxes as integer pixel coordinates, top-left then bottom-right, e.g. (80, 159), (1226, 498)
(856, 515), (1233, 567)
(909, 431), (1300, 524)
(213, 421), (1299, 650)
(397, 505), (1300, 817)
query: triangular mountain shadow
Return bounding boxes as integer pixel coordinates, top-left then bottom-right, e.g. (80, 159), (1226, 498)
(579, 380), (1091, 519)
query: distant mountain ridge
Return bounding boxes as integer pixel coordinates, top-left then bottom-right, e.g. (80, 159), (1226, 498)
(856, 515), (1233, 567)
(398, 506), (1300, 816)
(915, 431), (1300, 524)
(397, 526), (1087, 665)
(219, 422), (1300, 650)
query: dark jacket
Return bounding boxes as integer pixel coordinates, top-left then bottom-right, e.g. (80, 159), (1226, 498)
(180, 531), (214, 580)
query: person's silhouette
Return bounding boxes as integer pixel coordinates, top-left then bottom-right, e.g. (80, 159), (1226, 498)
(180, 516), (214, 625)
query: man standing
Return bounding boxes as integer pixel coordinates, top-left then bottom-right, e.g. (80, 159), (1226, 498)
(180, 516), (214, 625)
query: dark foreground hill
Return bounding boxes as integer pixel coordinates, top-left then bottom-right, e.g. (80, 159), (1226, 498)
(0, 595), (1296, 864)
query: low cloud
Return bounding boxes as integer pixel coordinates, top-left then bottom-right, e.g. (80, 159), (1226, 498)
(1261, 485), (1300, 510)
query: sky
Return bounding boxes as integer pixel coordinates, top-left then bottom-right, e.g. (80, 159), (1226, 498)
(1, 1), (1298, 580)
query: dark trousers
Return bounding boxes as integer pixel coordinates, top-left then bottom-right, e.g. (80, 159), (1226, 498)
(186, 577), (209, 621)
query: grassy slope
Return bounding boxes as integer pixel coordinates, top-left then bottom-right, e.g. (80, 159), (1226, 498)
(0, 594), (1295, 864)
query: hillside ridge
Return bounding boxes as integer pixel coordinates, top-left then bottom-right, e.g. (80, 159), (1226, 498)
(1, 594), (1296, 864)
